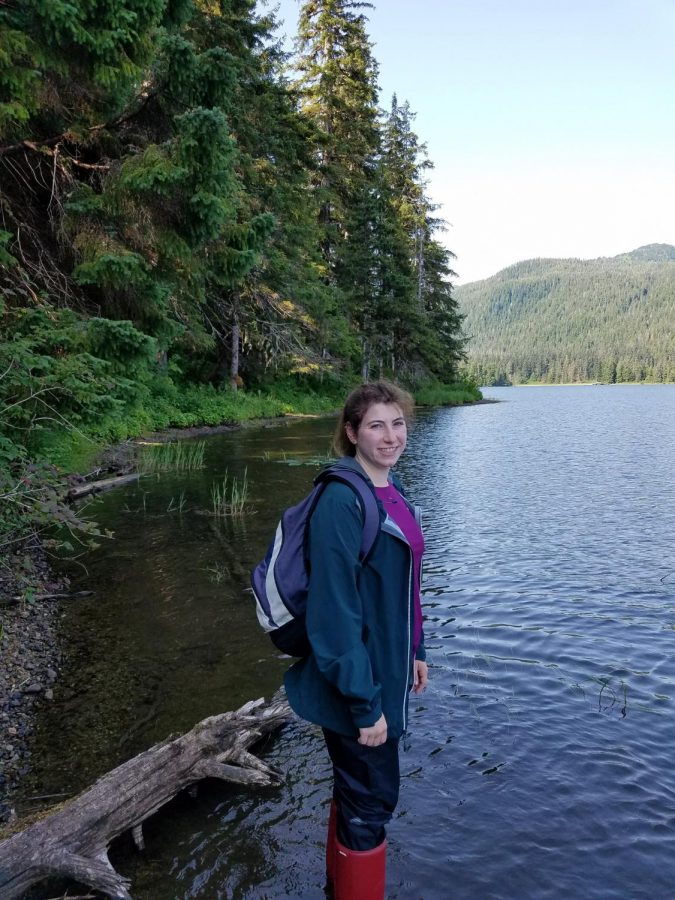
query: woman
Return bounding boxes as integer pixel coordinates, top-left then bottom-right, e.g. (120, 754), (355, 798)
(284, 381), (428, 899)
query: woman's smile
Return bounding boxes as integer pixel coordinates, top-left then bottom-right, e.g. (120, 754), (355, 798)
(345, 402), (408, 485)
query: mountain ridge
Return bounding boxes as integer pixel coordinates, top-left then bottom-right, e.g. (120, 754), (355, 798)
(463, 243), (675, 288)
(456, 244), (675, 384)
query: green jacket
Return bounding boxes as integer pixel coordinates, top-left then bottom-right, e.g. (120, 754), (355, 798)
(284, 457), (425, 739)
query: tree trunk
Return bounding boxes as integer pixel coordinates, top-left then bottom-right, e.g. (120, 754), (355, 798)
(361, 338), (370, 382)
(416, 226), (425, 306)
(67, 473), (140, 500)
(230, 319), (240, 389)
(0, 695), (292, 900)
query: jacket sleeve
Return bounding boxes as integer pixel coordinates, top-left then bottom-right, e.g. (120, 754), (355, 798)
(415, 630), (426, 662)
(306, 482), (382, 729)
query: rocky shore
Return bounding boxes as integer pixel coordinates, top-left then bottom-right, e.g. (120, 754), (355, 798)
(0, 544), (66, 824)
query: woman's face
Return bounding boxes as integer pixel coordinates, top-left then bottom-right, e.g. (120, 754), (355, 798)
(346, 402), (407, 477)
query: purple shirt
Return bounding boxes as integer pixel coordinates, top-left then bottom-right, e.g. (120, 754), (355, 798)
(374, 483), (425, 654)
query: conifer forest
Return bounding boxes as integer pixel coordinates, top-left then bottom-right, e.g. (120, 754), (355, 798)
(0, 0), (470, 546)
(457, 245), (675, 386)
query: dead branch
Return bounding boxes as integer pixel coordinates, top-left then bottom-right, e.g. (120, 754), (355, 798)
(67, 473), (141, 500)
(0, 695), (292, 900)
(0, 87), (162, 158)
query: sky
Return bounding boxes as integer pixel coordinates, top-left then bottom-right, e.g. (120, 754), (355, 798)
(260, 0), (675, 283)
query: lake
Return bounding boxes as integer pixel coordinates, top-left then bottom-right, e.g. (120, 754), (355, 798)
(24, 384), (675, 898)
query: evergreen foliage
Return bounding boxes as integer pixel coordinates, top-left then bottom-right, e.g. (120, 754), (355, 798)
(457, 246), (675, 385)
(294, 6), (465, 379)
(378, 96), (464, 379)
(0, 0), (467, 553)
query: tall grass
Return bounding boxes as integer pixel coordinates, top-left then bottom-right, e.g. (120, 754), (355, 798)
(138, 440), (206, 473)
(211, 469), (249, 517)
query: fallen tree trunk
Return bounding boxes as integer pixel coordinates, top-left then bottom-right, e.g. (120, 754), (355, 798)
(1, 590), (94, 607)
(0, 695), (292, 899)
(67, 473), (140, 500)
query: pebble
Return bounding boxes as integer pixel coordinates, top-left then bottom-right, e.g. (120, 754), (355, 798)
(1, 545), (65, 823)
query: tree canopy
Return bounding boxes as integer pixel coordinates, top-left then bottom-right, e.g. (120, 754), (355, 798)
(0, 0), (466, 547)
(1, 0), (464, 400)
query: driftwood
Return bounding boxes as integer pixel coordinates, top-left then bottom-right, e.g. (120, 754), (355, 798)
(67, 473), (140, 500)
(0, 695), (292, 900)
(1, 590), (94, 607)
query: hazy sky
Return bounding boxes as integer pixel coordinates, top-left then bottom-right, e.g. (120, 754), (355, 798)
(262, 0), (675, 283)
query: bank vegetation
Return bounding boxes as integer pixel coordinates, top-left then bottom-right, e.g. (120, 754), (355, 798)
(0, 0), (476, 576)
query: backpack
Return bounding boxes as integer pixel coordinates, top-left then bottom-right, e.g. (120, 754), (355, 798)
(251, 466), (381, 657)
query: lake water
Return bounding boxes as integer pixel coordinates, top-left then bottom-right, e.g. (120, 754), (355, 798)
(24, 385), (675, 899)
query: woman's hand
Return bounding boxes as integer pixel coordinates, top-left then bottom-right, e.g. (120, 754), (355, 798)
(358, 714), (388, 747)
(413, 660), (428, 694)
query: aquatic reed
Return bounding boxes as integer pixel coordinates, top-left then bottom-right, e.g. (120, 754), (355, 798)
(138, 441), (206, 473)
(166, 492), (187, 513)
(210, 469), (249, 517)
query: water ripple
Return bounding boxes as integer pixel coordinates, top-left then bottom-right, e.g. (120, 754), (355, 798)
(29, 386), (675, 899)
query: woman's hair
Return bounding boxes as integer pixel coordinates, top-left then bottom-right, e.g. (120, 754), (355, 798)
(332, 381), (414, 457)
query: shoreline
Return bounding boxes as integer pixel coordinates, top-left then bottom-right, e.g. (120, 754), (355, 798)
(483, 381), (675, 388)
(0, 413), (318, 823)
(0, 544), (66, 824)
(1, 391), (485, 822)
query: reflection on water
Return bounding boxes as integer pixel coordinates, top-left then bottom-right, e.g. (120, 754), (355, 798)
(26, 386), (675, 898)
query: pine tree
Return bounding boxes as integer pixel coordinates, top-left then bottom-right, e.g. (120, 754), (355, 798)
(381, 96), (429, 301)
(295, 0), (379, 271)
(379, 95), (465, 380)
(165, 0), (342, 384)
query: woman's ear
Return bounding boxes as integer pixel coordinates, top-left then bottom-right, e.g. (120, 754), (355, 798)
(345, 422), (358, 446)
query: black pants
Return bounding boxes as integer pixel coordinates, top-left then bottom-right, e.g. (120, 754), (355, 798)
(323, 728), (400, 851)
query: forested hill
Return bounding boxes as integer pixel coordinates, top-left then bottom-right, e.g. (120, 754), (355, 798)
(456, 244), (675, 384)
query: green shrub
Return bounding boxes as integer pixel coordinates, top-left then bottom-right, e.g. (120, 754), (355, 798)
(414, 381), (482, 407)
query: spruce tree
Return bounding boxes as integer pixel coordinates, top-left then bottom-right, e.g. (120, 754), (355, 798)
(295, 0), (379, 268)
(169, 0), (340, 384)
(379, 95), (465, 380)
(295, 0), (384, 375)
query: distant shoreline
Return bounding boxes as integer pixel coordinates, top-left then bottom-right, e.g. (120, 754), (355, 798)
(484, 381), (675, 388)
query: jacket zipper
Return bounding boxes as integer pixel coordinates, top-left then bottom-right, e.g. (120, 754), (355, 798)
(401, 551), (413, 732)
(381, 502), (421, 734)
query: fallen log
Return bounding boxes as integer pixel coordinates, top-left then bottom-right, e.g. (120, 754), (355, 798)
(67, 473), (140, 500)
(1, 590), (94, 606)
(0, 695), (292, 900)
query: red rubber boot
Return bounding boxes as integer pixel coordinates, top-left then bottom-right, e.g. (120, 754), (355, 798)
(334, 836), (387, 900)
(326, 800), (337, 887)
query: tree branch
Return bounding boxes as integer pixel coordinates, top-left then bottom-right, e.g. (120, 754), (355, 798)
(0, 87), (162, 158)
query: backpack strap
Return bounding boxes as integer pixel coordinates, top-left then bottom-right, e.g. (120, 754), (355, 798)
(319, 469), (381, 561)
